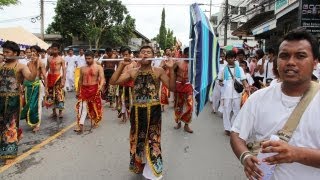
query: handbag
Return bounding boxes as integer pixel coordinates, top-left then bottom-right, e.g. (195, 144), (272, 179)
(227, 67), (244, 93)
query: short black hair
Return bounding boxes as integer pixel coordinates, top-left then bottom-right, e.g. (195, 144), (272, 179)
(255, 49), (265, 59)
(140, 45), (154, 55)
(41, 49), (46, 53)
(267, 48), (276, 55)
(237, 49), (245, 56)
(105, 47), (112, 53)
(68, 48), (73, 52)
(183, 47), (189, 55)
(30, 45), (42, 53)
(226, 50), (236, 58)
(1, 40), (20, 56)
(51, 43), (60, 49)
(165, 47), (171, 52)
(280, 27), (319, 59)
(120, 46), (131, 54)
(84, 50), (95, 58)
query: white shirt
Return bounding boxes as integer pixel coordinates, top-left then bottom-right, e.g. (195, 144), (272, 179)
(254, 58), (264, 77)
(232, 83), (320, 180)
(64, 55), (77, 72)
(218, 65), (246, 99)
(77, 55), (86, 67)
(245, 73), (254, 86)
(19, 58), (29, 65)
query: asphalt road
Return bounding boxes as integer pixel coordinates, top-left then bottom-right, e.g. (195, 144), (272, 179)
(0, 91), (246, 180)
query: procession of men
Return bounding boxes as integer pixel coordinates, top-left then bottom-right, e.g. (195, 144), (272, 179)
(1, 27), (320, 180)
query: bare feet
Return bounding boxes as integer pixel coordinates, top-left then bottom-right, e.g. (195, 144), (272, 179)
(58, 111), (63, 119)
(32, 126), (40, 133)
(5, 158), (15, 165)
(50, 112), (57, 118)
(184, 124), (193, 133)
(92, 123), (99, 129)
(174, 122), (181, 129)
(74, 125), (84, 134)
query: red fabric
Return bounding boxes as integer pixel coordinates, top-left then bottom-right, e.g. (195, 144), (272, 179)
(122, 80), (134, 87)
(175, 82), (193, 95)
(80, 84), (99, 100)
(47, 73), (60, 88)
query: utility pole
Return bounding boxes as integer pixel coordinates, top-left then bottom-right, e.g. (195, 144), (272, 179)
(224, 0), (228, 46)
(40, 0), (44, 40)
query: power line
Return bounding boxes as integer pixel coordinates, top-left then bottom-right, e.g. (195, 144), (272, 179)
(0, 15), (40, 23)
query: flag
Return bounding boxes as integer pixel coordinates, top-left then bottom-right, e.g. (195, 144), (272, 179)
(189, 3), (220, 115)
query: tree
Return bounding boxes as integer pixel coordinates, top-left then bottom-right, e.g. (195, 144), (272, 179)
(158, 8), (167, 50)
(0, 0), (18, 8)
(48, 0), (135, 49)
(154, 8), (178, 50)
(166, 28), (174, 49)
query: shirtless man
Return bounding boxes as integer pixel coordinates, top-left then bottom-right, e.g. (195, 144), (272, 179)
(0, 40), (38, 164)
(160, 47), (172, 111)
(45, 43), (66, 118)
(101, 47), (118, 107)
(74, 51), (104, 134)
(117, 47), (137, 123)
(21, 45), (47, 133)
(110, 45), (175, 179)
(173, 47), (193, 133)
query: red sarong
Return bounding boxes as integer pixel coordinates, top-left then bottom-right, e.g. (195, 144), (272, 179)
(47, 73), (60, 88)
(76, 84), (102, 127)
(174, 82), (193, 124)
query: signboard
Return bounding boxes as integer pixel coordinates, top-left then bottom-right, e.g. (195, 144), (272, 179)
(275, 0), (289, 13)
(300, 0), (320, 34)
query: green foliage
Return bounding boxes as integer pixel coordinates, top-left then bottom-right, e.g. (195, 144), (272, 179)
(158, 8), (167, 50)
(154, 8), (177, 50)
(48, 0), (135, 48)
(0, 0), (18, 7)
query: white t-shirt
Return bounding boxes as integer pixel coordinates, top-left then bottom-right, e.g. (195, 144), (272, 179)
(19, 58), (29, 65)
(64, 55), (77, 72)
(254, 58), (264, 77)
(218, 65), (246, 99)
(245, 73), (254, 86)
(232, 83), (320, 180)
(77, 55), (86, 67)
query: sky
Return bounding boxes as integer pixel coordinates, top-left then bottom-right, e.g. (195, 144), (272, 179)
(0, 0), (225, 46)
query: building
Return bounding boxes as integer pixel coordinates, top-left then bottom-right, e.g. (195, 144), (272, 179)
(214, 0), (257, 49)
(232, 0), (320, 51)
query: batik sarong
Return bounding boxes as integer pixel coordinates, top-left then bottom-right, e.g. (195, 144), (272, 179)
(174, 81), (193, 124)
(117, 80), (133, 114)
(129, 103), (163, 177)
(76, 84), (102, 128)
(102, 69), (115, 103)
(160, 84), (169, 105)
(0, 65), (22, 159)
(21, 79), (41, 127)
(45, 73), (65, 109)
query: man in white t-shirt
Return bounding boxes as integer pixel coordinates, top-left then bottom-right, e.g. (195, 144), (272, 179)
(217, 50), (249, 135)
(64, 48), (77, 91)
(230, 28), (320, 180)
(253, 49), (266, 89)
(259, 48), (276, 85)
(211, 51), (227, 113)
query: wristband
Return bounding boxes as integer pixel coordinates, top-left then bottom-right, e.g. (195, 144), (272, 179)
(241, 154), (253, 165)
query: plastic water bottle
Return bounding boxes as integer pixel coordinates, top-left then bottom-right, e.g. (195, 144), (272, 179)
(257, 135), (280, 180)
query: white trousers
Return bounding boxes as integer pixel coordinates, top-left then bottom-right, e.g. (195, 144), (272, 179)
(211, 81), (222, 112)
(66, 70), (74, 90)
(78, 101), (88, 125)
(222, 98), (241, 131)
